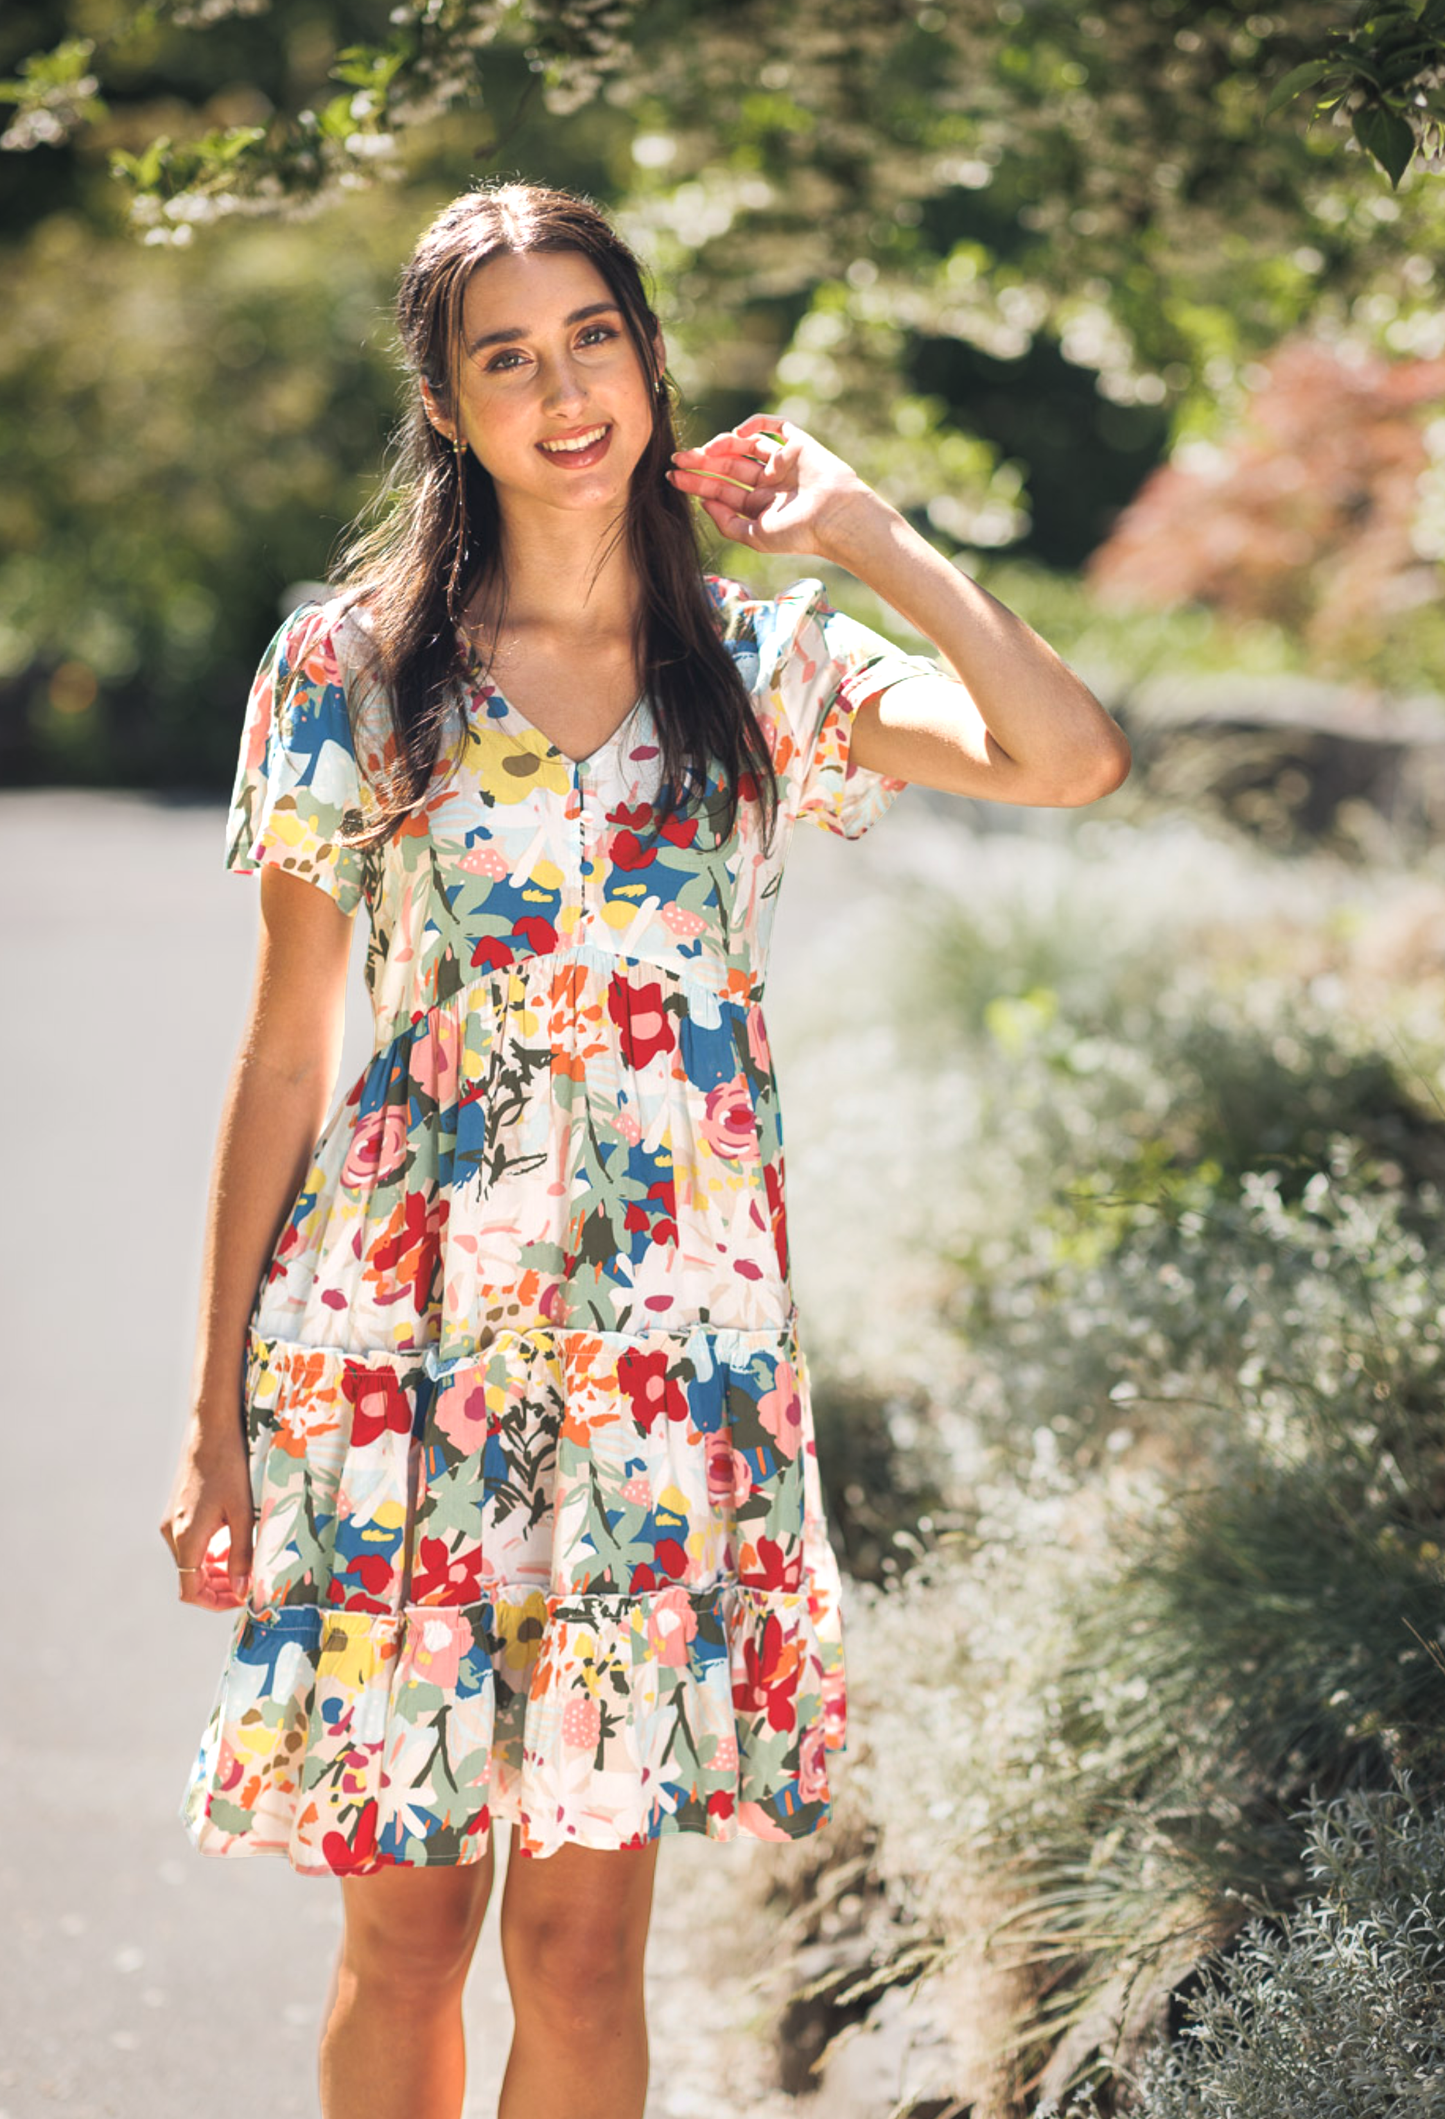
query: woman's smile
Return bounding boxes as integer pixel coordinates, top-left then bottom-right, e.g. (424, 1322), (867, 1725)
(537, 421), (613, 466)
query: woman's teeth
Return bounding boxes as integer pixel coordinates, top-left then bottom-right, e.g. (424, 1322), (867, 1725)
(540, 426), (609, 454)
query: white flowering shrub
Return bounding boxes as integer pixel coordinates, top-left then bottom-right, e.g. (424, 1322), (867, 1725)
(1047, 1782), (1445, 2119)
(753, 813), (1445, 2112)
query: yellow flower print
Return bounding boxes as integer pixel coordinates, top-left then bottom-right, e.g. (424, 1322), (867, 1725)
(492, 1590), (549, 1677)
(318, 1614), (398, 1693)
(462, 722), (571, 805)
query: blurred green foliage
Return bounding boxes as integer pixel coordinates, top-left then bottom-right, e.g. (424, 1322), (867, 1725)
(4, 0), (1445, 787)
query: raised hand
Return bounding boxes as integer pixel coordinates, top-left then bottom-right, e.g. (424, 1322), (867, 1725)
(667, 414), (873, 558)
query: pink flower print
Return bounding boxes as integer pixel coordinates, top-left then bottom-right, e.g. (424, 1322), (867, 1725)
(410, 1611), (471, 1691)
(341, 1105), (410, 1189)
(409, 1016), (458, 1105)
(337, 1744), (377, 1800)
(613, 1109), (643, 1147)
(460, 844), (510, 878)
(699, 1075), (759, 1162)
(660, 903), (707, 940)
(645, 1585), (699, 1669)
(620, 1474), (652, 1508)
(799, 1721), (829, 1803)
(746, 1007), (772, 1074)
(705, 1431), (753, 1510)
(434, 1378), (490, 1453)
(561, 1696), (601, 1750)
(710, 1733), (739, 1777)
(756, 1360), (803, 1460)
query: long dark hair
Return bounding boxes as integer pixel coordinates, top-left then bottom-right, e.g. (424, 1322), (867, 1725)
(333, 181), (776, 845)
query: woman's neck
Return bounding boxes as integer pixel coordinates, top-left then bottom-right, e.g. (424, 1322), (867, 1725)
(468, 501), (642, 650)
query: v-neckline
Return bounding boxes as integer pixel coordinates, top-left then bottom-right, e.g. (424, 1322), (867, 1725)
(457, 630), (646, 770)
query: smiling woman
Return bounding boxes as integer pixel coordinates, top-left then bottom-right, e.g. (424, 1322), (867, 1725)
(157, 180), (1130, 2119)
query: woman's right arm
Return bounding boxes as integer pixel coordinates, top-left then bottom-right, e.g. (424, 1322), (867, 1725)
(160, 865), (355, 1611)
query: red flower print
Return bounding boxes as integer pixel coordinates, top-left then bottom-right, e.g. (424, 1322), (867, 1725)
(660, 813), (698, 850)
(740, 1534), (802, 1592)
(323, 1797), (380, 1875)
(707, 1788), (735, 1820)
(734, 1612), (799, 1733)
(763, 1160), (789, 1279)
(611, 830), (656, 872)
(607, 977), (676, 1069)
(608, 801), (653, 832)
(617, 1347), (688, 1432)
(652, 1536), (689, 1582)
(470, 935), (515, 972)
(343, 1364), (414, 1445)
(368, 1188), (441, 1315)
(513, 915), (557, 955)
(329, 1553), (395, 1610)
(409, 1536), (484, 1607)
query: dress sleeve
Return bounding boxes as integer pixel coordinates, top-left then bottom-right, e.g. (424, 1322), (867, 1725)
(225, 602), (370, 915)
(756, 579), (933, 839)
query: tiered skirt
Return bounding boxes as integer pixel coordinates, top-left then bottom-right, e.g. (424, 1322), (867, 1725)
(182, 1318), (844, 1868)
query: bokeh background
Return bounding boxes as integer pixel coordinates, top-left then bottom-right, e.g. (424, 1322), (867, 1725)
(5, 4), (1445, 2116)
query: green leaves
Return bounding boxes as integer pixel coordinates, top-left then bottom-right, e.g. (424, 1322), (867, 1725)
(1266, 0), (1445, 186)
(1354, 99), (1419, 185)
(0, 36), (105, 152)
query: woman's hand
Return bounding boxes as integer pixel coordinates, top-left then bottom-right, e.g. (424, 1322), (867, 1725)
(160, 1415), (255, 1610)
(668, 415), (875, 559)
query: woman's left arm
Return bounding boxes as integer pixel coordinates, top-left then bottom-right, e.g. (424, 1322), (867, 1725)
(669, 415), (1131, 808)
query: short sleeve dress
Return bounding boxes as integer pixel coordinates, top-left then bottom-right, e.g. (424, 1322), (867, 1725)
(181, 574), (937, 1871)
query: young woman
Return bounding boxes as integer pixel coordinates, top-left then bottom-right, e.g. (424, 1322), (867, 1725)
(159, 181), (1129, 2119)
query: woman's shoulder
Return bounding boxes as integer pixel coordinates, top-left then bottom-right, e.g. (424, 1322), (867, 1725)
(266, 588), (381, 687)
(703, 572), (835, 672)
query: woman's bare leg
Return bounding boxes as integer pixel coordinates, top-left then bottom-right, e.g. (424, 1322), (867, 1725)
(319, 1841), (497, 2119)
(497, 1837), (660, 2119)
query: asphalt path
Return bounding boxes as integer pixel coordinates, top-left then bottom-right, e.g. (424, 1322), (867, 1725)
(0, 783), (979, 2119)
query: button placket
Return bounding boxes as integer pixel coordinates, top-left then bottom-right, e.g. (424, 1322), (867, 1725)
(574, 756), (598, 933)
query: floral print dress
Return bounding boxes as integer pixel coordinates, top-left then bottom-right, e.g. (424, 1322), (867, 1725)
(181, 574), (933, 1872)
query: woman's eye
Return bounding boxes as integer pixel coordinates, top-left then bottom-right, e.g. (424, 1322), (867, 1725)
(485, 349), (528, 372)
(578, 326), (616, 348)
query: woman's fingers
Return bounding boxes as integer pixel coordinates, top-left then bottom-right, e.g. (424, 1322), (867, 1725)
(697, 496), (758, 543)
(162, 1447), (253, 1610)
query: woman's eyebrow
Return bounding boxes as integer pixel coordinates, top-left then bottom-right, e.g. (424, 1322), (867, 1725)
(466, 301), (621, 355)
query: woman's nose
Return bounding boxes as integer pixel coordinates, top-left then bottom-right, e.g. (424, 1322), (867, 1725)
(540, 355), (588, 412)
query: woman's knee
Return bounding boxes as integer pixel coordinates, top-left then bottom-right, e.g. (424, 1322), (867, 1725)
(500, 1846), (657, 2032)
(339, 1852), (495, 1997)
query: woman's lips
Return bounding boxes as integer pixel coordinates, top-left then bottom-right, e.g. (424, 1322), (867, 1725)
(536, 423), (613, 469)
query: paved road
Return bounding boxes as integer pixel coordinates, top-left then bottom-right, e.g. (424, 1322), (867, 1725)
(0, 783), (984, 2119)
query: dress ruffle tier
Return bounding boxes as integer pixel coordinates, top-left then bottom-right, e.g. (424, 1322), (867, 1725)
(183, 1307), (845, 1864)
(182, 576), (933, 1869)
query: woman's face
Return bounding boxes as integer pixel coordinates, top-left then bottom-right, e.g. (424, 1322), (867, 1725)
(435, 248), (660, 525)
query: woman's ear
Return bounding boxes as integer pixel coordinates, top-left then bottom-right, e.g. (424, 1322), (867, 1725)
(419, 377), (455, 442)
(652, 332), (668, 396)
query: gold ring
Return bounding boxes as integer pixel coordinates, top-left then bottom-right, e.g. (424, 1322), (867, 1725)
(176, 1565), (201, 1574)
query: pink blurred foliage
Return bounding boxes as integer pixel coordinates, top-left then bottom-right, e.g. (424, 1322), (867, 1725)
(1088, 339), (1445, 664)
